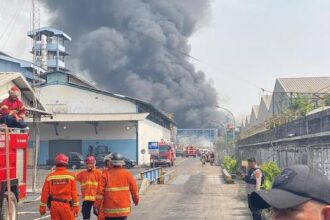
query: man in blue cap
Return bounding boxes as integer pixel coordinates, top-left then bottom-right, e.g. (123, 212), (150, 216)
(251, 165), (330, 220)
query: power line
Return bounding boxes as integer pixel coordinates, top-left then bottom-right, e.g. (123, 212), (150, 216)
(0, 0), (27, 49)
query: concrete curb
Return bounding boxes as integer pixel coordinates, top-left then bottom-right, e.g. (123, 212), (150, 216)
(139, 178), (151, 195)
(158, 169), (177, 184)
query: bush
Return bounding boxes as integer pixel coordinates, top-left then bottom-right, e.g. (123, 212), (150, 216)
(223, 156), (238, 174)
(260, 161), (281, 190)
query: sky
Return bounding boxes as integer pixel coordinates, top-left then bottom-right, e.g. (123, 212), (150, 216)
(2, 0), (330, 123)
(189, 0), (330, 121)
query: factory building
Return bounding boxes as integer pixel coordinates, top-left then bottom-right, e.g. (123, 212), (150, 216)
(0, 27), (176, 166)
(34, 70), (175, 165)
(0, 51), (45, 84)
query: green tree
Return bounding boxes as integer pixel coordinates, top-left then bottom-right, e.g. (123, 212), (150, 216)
(324, 94), (330, 106)
(223, 156), (238, 174)
(283, 94), (315, 119)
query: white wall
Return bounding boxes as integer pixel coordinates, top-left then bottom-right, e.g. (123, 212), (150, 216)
(40, 84), (137, 114)
(138, 119), (171, 165)
(36, 121), (136, 141)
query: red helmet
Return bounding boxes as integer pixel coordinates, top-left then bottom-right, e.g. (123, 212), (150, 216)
(8, 86), (20, 96)
(85, 156), (96, 164)
(55, 153), (69, 166)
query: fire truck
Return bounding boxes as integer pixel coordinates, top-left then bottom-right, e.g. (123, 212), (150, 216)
(0, 127), (28, 220)
(150, 141), (176, 168)
(183, 145), (197, 157)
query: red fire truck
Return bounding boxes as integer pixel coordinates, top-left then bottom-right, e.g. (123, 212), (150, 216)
(0, 127), (28, 219)
(150, 141), (176, 168)
(183, 145), (197, 158)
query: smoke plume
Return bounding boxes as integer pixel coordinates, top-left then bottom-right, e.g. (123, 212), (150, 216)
(44, 0), (223, 128)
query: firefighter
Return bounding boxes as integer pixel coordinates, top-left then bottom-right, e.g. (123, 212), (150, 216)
(103, 153), (113, 170)
(95, 153), (139, 220)
(39, 154), (80, 220)
(97, 153), (113, 220)
(76, 156), (102, 220)
(0, 86), (27, 128)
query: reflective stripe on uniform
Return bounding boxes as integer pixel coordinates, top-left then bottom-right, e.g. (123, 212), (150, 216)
(73, 202), (79, 206)
(103, 207), (130, 214)
(47, 175), (75, 181)
(105, 186), (129, 192)
(83, 195), (96, 201)
(40, 202), (47, 207)
(81, 181), (98, 187)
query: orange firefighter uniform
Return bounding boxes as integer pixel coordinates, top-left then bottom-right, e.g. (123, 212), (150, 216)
(40, 167), (80, 220)
(76, 168), (102, 201)
(95, 167), (139, 218)
(96, 167), (109, 220)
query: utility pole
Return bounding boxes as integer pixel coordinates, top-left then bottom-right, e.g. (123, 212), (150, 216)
(216, 106), (236, 155)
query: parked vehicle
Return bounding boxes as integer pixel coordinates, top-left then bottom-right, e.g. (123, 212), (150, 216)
(175, 148), (184, 157)
(88, 145), (135, 169)
(89, 145), (111, 167)
(183, 145), (197, 157)
(150, 141), (176, 168)
(68, 152), (85, 169)
(123, 157), (136, 169)
(0, 127), (29, 220)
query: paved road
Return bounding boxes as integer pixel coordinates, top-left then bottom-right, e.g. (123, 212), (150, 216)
(18, 158), (250, 219)
(131, 158), (251, 220)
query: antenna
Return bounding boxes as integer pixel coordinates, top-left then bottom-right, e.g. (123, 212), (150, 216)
(31, 0), (41, 193)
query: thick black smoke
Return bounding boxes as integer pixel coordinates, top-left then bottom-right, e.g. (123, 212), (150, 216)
(44, 0), (223, 128)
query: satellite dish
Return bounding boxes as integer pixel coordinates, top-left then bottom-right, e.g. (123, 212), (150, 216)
(141, 149), (146, 154)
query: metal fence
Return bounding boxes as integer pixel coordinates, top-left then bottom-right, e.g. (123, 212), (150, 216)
(139, 167), (162, 183)
(239, 143), (330, 178)
(239, 108), (330, 146)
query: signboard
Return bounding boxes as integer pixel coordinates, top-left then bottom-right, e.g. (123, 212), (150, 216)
(241, 160), (248, 167)
(148, 142), (159, 155)
(225, 129), (234, 144)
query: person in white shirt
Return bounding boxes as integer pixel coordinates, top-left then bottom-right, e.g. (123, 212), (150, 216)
(242, 157), (263, 220)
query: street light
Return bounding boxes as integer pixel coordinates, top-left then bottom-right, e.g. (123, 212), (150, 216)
(216, 105), (236, 150)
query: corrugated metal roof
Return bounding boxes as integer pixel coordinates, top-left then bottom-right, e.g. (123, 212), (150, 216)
(27, 27), (71, 41)
(0, 72), (47, 112)
(278, 77), (330, 93)
(252, 105), (259, 117)
(0, 53), (46, 82)
(261, 95), (272, 109)
(245, 116), (250, 126)
(0, 72), (21, 86)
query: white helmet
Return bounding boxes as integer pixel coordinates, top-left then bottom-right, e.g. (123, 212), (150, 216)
(103, 153), (113, 162)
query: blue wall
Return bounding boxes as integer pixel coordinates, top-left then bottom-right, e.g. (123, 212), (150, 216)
(46, 72), (67, 84)
(34, 139), (136, 165)
(82, 139), (136, 161)
(29, 140), (49, 165)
